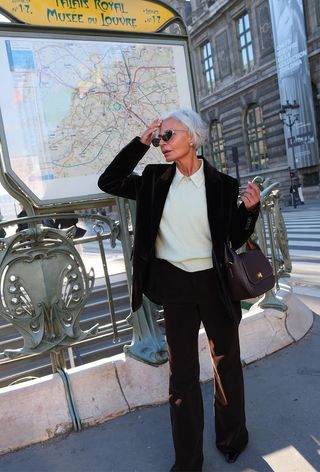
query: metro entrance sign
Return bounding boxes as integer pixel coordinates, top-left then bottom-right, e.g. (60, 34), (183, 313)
(0, 0), (177, 32)
(0, 0), (191, 369)
(0, 1), (195, 206)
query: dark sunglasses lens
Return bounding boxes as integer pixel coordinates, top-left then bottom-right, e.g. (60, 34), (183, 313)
(151, 137), (160, 147)
(162, 130), (173, 142)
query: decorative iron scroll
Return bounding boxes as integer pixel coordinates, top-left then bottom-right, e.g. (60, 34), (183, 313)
(0, 226), (98, 358)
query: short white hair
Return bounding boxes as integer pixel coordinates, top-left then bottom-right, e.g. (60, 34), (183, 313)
(160, 108), (207, 150)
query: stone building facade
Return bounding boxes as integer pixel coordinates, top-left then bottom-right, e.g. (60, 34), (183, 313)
(172, 0), (320, 199)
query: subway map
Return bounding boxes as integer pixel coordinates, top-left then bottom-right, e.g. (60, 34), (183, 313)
(0, 36), (192, 202)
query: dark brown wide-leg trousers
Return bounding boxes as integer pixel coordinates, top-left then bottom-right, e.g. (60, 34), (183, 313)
(157, 259), (248, 471)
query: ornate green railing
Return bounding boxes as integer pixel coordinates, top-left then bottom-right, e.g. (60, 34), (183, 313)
(0, 176), (291, 404)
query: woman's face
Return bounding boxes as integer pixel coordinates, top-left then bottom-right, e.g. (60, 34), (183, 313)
(159, 118), (192, 163)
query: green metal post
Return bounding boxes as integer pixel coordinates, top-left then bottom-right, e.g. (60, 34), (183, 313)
(116, 197), (167, 365)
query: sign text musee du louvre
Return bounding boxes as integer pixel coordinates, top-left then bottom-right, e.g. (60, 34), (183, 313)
(0, 0), (176, 32)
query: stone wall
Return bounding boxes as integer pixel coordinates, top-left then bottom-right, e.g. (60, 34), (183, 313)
(183, 0), (320, 198)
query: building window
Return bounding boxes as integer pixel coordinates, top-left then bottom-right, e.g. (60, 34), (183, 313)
(303, 172), (319, 187)
(201, 41), (215, 94)
(316, 1), (320, 26)
(237, 13), (254, 72)
(210, 121), (227, 173)
(246, 104), (268, 170)
(184, 0), (192, 26)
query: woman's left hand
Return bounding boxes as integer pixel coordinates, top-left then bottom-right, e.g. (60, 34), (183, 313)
(240, 181), (260, 211)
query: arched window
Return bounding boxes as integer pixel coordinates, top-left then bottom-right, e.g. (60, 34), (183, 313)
(246, 104), (268, 170)
(210, 121), (227, 173)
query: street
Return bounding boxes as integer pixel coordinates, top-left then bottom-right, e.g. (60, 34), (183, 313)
(282, 200), (320, 289)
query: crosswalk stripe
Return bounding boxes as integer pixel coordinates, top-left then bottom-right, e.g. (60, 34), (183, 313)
(281, 206), (320, 259)
(286, 234), (320, 239)
(287, 250), (320, 259)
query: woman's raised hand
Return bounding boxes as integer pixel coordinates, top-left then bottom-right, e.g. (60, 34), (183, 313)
(140, 118), (162, 146)
(240, 181), (260, 211)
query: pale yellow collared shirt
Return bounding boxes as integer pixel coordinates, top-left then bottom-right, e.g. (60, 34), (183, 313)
(155, 159), (213, 272)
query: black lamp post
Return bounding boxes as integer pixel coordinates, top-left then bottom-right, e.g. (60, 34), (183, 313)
(279, 99), (300, 170)
(279, 100), (301, 208)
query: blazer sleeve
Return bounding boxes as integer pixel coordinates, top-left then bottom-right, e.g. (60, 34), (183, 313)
(98, 137), (150, 200)
(229, 180), (260, 250)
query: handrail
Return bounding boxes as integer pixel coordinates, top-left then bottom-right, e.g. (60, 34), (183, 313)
(0, 176), (291, 389)
(252, 176), (290, 311)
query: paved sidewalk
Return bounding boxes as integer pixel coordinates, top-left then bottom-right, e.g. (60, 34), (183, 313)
(0, 293), (319, 472)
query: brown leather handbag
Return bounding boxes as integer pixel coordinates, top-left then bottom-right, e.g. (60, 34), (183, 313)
(224, 238), (275, 301)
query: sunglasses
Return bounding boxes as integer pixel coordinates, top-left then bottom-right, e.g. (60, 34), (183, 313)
(151, 129), (187, 147)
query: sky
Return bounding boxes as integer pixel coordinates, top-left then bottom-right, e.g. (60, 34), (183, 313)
(0, 182), (9, 195)
(0, 13), (10, 22)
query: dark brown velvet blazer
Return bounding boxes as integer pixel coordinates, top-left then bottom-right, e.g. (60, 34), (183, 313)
(98, 137), (259, 322)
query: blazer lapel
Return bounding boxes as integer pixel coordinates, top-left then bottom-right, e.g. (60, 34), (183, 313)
(151, 163), (176, 243)
(203, 159), (224, 249)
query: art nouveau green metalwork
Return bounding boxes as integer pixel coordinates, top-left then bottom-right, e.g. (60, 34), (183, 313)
(0, 226), (98, 358)
(0, 177), (293, 372)
(272, 190), (292, 276)
(116, 197), (168, 365)
(124, 297), (167, 365)
(115, 176), (293, 366)
(252, 177), (289, 312)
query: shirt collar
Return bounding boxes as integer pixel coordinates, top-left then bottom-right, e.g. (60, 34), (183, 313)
(173, 159), (204, 188)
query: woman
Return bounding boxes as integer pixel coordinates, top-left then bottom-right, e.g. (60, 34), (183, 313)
(98, 109), (260, 472)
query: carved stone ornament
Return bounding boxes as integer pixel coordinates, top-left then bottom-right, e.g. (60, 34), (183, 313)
(0, 227), (98, 358)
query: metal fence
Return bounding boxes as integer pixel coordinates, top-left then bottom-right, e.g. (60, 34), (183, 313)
(0, 176), (291, 390)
